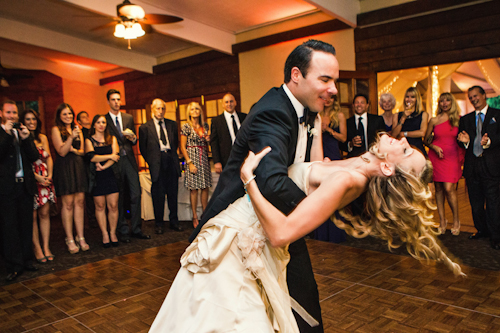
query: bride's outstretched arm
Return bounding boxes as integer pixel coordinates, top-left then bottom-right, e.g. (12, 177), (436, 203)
(241, 148), (359, 247)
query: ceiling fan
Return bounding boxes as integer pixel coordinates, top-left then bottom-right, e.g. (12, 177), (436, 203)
(93, 0), (183, 49)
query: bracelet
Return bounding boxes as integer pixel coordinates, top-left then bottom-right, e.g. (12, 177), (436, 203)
(186, 160), (193, 165)
(404, 131), (408, 137)
(243, 175), (256, 191)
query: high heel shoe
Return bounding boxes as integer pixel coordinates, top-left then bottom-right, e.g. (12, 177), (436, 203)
(65, 238), (80, 254)
(451, 221), (460, 236)
(439, 220), (448, 234)
(75, 236), (90, 251)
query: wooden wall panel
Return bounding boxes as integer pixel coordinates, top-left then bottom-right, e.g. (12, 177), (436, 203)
(355, 1), (500, 72)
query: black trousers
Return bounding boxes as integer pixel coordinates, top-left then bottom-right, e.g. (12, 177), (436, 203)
(287, 238), (324, 333)
(466, 157), (500, 242)
(151, 151), (179, 227)
(118, 157), (142, 236)
(0, 182), (34, 273)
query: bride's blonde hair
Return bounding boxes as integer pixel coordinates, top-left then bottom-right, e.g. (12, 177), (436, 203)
(333, 138), (464, 277)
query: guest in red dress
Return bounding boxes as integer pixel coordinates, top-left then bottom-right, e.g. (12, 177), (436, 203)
(21, 109), (56, 263)
(425, 93), (464, 235)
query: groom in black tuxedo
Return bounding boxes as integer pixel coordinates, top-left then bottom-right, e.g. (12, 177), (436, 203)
(191, 40), (339, 332)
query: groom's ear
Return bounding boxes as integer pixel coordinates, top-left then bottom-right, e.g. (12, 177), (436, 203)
(380, 162), (395, 177)
(290, 67), (302, 83)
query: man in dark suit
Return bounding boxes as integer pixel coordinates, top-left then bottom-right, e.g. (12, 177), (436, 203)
(191, 40), (339, 332)
(0, 100), (40, 281)
(139, 98), (182, 234)
(105, 89), (150, 242)
(458, 85), (500, 249)
(343, 94), (385, 157)
(210, 93), (246, 173)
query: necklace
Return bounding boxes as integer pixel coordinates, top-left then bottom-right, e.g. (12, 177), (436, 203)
(360, 155), (370, 163)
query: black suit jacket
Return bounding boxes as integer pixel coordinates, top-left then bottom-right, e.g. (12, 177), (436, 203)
(106, 112), (138, 171)
(458, 107), (500, 179)
(191, 86), (315, 241)
(0, 127), (39, 196)
(139, 118), (180, 182)
(343, 113), (385, 158)
(210, 112), (247, 168)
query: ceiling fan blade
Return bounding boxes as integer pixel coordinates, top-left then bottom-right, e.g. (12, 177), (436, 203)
(91, 21), (118, 31)
(142, 23), (153, 34)
(143, 14), (183, 25)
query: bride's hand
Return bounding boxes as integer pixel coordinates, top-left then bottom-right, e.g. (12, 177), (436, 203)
(241, 147), (272, 183)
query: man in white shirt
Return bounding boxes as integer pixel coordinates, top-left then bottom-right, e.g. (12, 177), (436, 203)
(210, 93), (246, 173)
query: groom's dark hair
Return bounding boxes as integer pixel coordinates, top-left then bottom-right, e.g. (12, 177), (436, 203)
(284, 39), (336, 83)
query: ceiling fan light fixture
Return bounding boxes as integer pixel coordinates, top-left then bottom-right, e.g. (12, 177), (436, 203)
(119, 4), (145, 20)
(132, 23), (145, 37)
(124, 26), (138, 39)
(114, 23), (125, 38)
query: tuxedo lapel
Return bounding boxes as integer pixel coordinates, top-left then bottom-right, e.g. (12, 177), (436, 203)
(149, 120), (160, 145)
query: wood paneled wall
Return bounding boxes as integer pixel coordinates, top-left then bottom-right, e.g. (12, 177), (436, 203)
(355, 0), (500, 72)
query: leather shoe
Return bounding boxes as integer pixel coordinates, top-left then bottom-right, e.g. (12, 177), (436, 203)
(131, 232), (151, 239)
(24, 264), (39, 272)
(6, 271), (22, 282)
(469, 232), (489, 240)
(170, 225), (184, 232)
(155, 226), (164, 234)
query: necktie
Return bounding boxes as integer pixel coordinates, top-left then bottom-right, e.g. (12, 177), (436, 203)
(358, 117), (366, 151)
(159, 119), (167, 146)
(231, 115), (239, 136)
(115, 116), (123, 137)
(13, 130), (22, 173)
(299, 108), (309, 124)
(473, 112), (483, 157)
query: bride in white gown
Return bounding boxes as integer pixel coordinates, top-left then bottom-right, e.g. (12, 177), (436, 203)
(149, 134), (463, 333)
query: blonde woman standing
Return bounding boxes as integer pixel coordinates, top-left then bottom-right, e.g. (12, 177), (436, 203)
(180, 102), (212, 228)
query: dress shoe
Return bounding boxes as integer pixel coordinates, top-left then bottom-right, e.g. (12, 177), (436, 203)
(170, 225), (184, 232)
(103, 242), (111, 248)
(131, 232), (151, 239)
(155, 226), (164, 234)
(24, 264), (39, 272)
(111, 241), (119, 247)
(6, 271), (22, 282)
(469, 232), (489, 240)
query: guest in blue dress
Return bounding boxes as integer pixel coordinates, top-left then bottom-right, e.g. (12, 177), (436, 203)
(314, 96), (347, 243)
(379, 93), (396, 135)
(392, 87), (429, 157)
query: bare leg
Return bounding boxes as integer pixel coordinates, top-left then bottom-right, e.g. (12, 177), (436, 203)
(190, 189), (199, 228)
(32, 210), (45, 261)
(201, 188), (209, 211)
(94, 195), (109, 244)
(38, 203), (53, 258)
(61, 194), (78, 252)
(73, 192), (89, 250)
(434, 182), (447, 233)
(444, 182), (460, 234)
(107, 192), (119, 243)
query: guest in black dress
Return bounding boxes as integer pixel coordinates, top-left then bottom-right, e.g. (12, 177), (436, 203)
(85, 115), (120, 248)
(379, 93), (396, 134)
(51, 103), (89, 254)
(314, 96), (347, 243)
(392, 87), (429, 156)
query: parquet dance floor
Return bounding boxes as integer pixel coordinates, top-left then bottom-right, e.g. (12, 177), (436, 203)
(1, 237), (499, 333)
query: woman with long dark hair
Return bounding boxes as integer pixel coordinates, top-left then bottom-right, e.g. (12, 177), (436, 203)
(51, 103), (88, 254)
(85, 115), (120, 247)
(21, 109), (56, 263)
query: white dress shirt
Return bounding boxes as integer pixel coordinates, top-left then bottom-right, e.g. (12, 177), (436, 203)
(223, 110), (241, 144)
(282, 84), (308, 163)
(354, 112), (368, 151)
(108, 111), (123, 133)
(154, 118), (171, 151)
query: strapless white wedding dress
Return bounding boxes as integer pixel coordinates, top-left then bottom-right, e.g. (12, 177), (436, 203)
(149, 162), (315, 333)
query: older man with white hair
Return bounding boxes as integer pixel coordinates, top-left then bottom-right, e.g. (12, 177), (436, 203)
(139, 98), (182, 234)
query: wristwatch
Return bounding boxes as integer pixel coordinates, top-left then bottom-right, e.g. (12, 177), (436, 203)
(404, 132), (408, 137)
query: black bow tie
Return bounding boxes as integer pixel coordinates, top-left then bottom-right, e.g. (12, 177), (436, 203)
(299, 108), (309, 124)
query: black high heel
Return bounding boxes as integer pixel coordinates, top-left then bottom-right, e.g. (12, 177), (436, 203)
(103, 242), (111, 248)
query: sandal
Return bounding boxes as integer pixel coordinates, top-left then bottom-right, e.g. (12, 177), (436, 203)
(46, 254), (55, 262)
(76, 236), (90, 251)
(65, 238), (80, 254)
(36, 256), (47, 264)
(439, 220), (448, 235)
(451, 221), (460, 236)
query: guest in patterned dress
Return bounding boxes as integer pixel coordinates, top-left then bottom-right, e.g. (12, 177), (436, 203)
(392, 87), (429, 156)
(180, 102), (212, 228)
(424, 93), (464, 235)
(21, 109), (56, 263)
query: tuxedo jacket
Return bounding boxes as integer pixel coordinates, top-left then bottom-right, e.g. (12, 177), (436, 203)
(106, 112), (138, 171)
(0, 127), (39, 196)
(343, 113), (385, 158)
(458, 106), (500, 179)
(210, 112), (247, 168)
(191, 86), (316, 241)
(139, 118), (180, 183)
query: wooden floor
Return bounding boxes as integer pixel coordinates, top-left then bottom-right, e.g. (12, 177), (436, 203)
(1, 235), (499, 333)
(1, 179), (496, 333)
